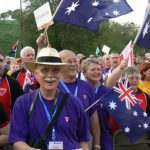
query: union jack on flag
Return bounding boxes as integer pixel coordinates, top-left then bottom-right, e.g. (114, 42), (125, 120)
(113, 80), (142, 109)
(100, 80), (150, 142)
(23, 69), (35, 93)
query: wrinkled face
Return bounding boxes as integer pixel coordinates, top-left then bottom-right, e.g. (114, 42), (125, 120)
(61, 53), (78, 78)
(85, 63), (101, 84)
(127, 73), (140, 91)
(0, 54), (5, 77)
(143, 68), (150, 80)
(110, 53), (120, 69)
(35, 65), (61, 92)
(22, 49), (35, 63)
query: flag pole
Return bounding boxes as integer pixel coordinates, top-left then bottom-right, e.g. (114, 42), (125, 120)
(85, 98), (101, 112)
(15, 49), (17, 58)
(44, 0), (64, 33)
(20, 0), (24, 48)
(39, 0), (64, 48)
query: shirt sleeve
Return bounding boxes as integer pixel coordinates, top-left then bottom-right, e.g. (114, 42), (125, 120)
(9, 95), (29, 144)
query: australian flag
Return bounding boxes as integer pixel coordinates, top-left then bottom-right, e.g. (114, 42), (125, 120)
(53, 0), (133, 30)
(9, 41), (19, 55)
(135, 3), (150, 49)
(100, 80), (150, 142)
(93, 0), (133, 22)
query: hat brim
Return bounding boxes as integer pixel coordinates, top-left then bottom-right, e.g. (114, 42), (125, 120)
(25, 61), (70, 72)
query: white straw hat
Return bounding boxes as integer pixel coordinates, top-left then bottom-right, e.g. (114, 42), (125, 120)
(25, 47), (70, 72)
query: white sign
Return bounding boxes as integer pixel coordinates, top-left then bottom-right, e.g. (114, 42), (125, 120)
(102, 45), (110, 54)
(34, 2), (53, 30)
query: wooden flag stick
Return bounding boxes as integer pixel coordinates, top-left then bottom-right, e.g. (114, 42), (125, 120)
(44, 0), (64, 32)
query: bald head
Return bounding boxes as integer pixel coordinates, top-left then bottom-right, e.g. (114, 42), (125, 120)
(59, 50), (78, 82)
(59, 50), (76, 62)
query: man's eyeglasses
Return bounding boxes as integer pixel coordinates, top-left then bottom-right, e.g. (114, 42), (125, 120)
(38, 67), (60, 74)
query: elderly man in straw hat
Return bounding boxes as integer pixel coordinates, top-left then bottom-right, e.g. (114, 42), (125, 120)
(9, 47), (90, 150)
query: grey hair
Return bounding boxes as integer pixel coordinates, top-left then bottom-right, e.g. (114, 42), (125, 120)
(124, 66), (141, 79)
(82, 57), (99, 73)
(103, 54), (110, 60)
(20, 46), (35, 57)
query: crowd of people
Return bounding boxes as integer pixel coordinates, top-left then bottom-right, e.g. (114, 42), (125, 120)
(0, 34), (150, 150)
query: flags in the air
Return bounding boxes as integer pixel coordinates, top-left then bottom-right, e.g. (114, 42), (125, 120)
(95, 47), (100, 56)
(135, 3), (150, 48)
(120, 40), (134, 66)
(93, 0), (133, 22)
(100, 80), (150, 142)
(9, 41), (19, 55)
(53, 0), (133, 30)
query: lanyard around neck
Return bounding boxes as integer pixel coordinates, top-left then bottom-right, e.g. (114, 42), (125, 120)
(39, 90), (59, 121)
(95, 83), (101, 94)
(60, 80), (78, 96)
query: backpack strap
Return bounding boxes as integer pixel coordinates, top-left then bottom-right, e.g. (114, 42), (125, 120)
(28, 89), (39, 122)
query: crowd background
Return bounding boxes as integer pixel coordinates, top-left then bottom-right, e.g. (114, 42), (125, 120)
(0, 32), (150, 149)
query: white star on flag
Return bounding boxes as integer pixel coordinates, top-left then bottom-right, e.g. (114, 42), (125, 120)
(105, 12), (109, 16)
(65, 0), (80, 15)
(143, 112), (148, 117)
(113, 0), (121, 3)
(138, 124), (141, 128)
(143, 123), (149, 129)
(87, 17), (93, 23)
(142, 22), (150, 39)
(109, 101), (117, 110)
(133, 111), (138, 117)
(113, 9), (120, 16)
(124, 127), (130, 133)
(92, 0), (100, 7)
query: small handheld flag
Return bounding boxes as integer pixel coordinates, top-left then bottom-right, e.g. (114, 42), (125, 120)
(95, 47), (100, 56)
(9, 41), (19, 56)
(120, 41), (134, 66)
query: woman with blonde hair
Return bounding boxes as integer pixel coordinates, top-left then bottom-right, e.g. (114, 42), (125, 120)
(138, 62), (150, 96)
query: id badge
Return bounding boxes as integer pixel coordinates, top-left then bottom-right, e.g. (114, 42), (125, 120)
(48, 141), (63, 150)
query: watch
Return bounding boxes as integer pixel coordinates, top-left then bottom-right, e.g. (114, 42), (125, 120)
(94, 144), (101, 149)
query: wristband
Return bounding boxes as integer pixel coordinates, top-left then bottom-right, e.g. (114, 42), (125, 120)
(94, 145), (101, 149)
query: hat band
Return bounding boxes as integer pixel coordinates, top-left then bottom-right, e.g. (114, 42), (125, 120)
(37, 56), (62, 63)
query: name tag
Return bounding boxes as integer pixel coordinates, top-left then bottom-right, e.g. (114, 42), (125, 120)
(48, 141), (63, 150)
